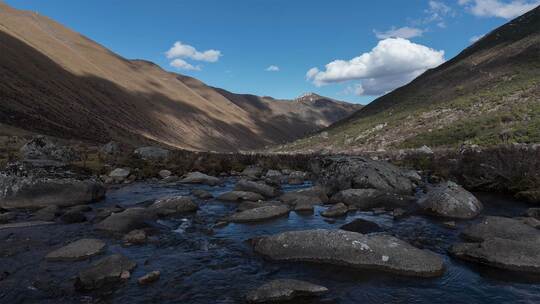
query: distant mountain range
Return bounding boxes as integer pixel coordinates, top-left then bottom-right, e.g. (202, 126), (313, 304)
(277, 5), (540, 153)
(0, 3), (360, 152)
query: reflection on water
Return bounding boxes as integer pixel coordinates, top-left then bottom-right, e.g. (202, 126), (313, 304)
(0, 178), (538, 304)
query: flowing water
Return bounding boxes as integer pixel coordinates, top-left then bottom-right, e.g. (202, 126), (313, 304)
(0, 178), (539, 304)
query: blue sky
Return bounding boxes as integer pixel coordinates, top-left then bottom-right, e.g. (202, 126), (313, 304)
(5, 0), (539, 104)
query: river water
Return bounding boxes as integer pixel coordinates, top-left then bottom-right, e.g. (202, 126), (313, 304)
(0, 178), (539, 303)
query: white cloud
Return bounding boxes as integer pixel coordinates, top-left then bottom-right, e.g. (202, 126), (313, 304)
(469, 34), (485, 43)
(170, 58), (200, 71)
(305, 38), (445, 96)
(425, 1), (455, 23)
(374, 26), (424, 39)
(459, 0), (540, 19)
(266, 65), (280, 72)
(166, 41), (222, 62)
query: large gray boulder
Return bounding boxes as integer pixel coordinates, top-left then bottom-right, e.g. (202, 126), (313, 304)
(75, 254), (137, 291)
(217, 191), (264, 202)
(109, 168), (131, 183)
(228, 205), (290, 223)
(180, 171), (220, 186)
(311, 157), (417, 196)
(252, 229), (444, 277)
(0, 175), (105, 209)
(95, 208), (154, 233)
(330, 188), (413, 210)
(321, 203), (348, 217)
(46, 238), (106, 261)
(235, 180), (279, 198)
(417, 181), (483, 219)
(246, 279), (328, 303)
(149, 196), (198, 216)
(450, 216), (540, 273)
(133, 146), (170, 160)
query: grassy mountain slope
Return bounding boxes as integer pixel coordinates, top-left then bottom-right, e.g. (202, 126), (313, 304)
(277, 6), (540, 153)
(0, 3), (359, 152)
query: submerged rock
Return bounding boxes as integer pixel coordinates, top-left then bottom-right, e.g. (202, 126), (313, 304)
(46, 238), (105, 261)
(150, 196), (198, 216)
(418, 181), (483, 219)
(330, 188), (413, 210)
(340, 218), (383, 234)
(192, 189), (213, 199)
(138, 271), (160, 285)
(0, 176), (105, 209)
(235, 180), (279, 198)
(321, 203), (348, 217)
(180, 172), (220, 186)
(123, 229), (147, 245)
(75, 254), (137, 291)
(228, 205), (290, 223)
(246, 279), (328, 303)
(217, 191), (264, 202)
(252, 229), (444, 277)
(95, 208), (154, 233)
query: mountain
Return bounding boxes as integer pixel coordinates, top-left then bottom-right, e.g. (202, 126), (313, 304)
(277, 6), (540, 153)
(0, 3), (360, 152)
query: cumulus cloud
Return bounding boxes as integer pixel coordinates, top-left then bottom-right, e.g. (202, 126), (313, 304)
(469, 34), (485, 43)
(266, 65), (280, 72)
(305, 38), (445, 95)
(374, 26), (424, 39)
(459, 0), (540, 19)
(425, 0), (455, 26)
(166, 41), (222, 62)
(170, 58), (200, 71)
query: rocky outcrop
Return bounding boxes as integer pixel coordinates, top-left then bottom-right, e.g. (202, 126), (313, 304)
(0, 175), (105, 209)
(228, 205), (290, 223)
(418, 182), (483, 219)
(46, 238), (105, 261)
(217, 191), (264, 202)
(450, 216), (540, 273)
(75, 254), (137, 291)
(180, 172), (220, 186)
(252, 229), (444, 277)
(20, 136), (79, 165)
(330, 188), (413, 210)
(149, 196), (198, 216)
(235, 180), (279, 198)
(321, 203), (348, 217)
(95, 208), (154, 233)
(246, 279), (328, 303)
(311, 157), (417, 196)
(133, 146), (170, 160)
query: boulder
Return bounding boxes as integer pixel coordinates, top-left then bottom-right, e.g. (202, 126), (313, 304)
(46, 238), (105, 261)
(75, 254), (137, 291)
(228, 205), (290, 223)
(95, 208), (154, 233)
(218, 191), (264, 202)
(31, 205), (61, 221)
(61, 210), (87, 223)
(158, 170), (172, 179)
(20, 136), (78, 164)
(237, 201), (281, 212)
(192, 189), (213, 199)
(330, 188), (413, 210)
(321, 203), (348, 217)
(138, 271), (160, 285)
(93, 206), (124, 223)
(133, 146), (170, 160)
(417, 182), (483, 219)
(252, 229), (444, 277)
(515, 190), (540, 204)
(526, 208), (540, 220)
(287, 171), (307, 185)
(450, 238), (540, 273)
(279, 187), (328, 205)
(109, 168), (131, 183)
(180, 172), (220, 186)
(100, 141), (121, 155)
(242, 166), (263, 178)
(311, 156), (416, 196)
(246, 279), (328, 303)
(340, 218), (383, 234)
(235, 180), (279, 198)
(0, 176), (105, 209)
(149, 196), (198, 217)
(0, 221), (54, 230)
(460, 216), (540, 242)
(123, 229), (147, 245)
